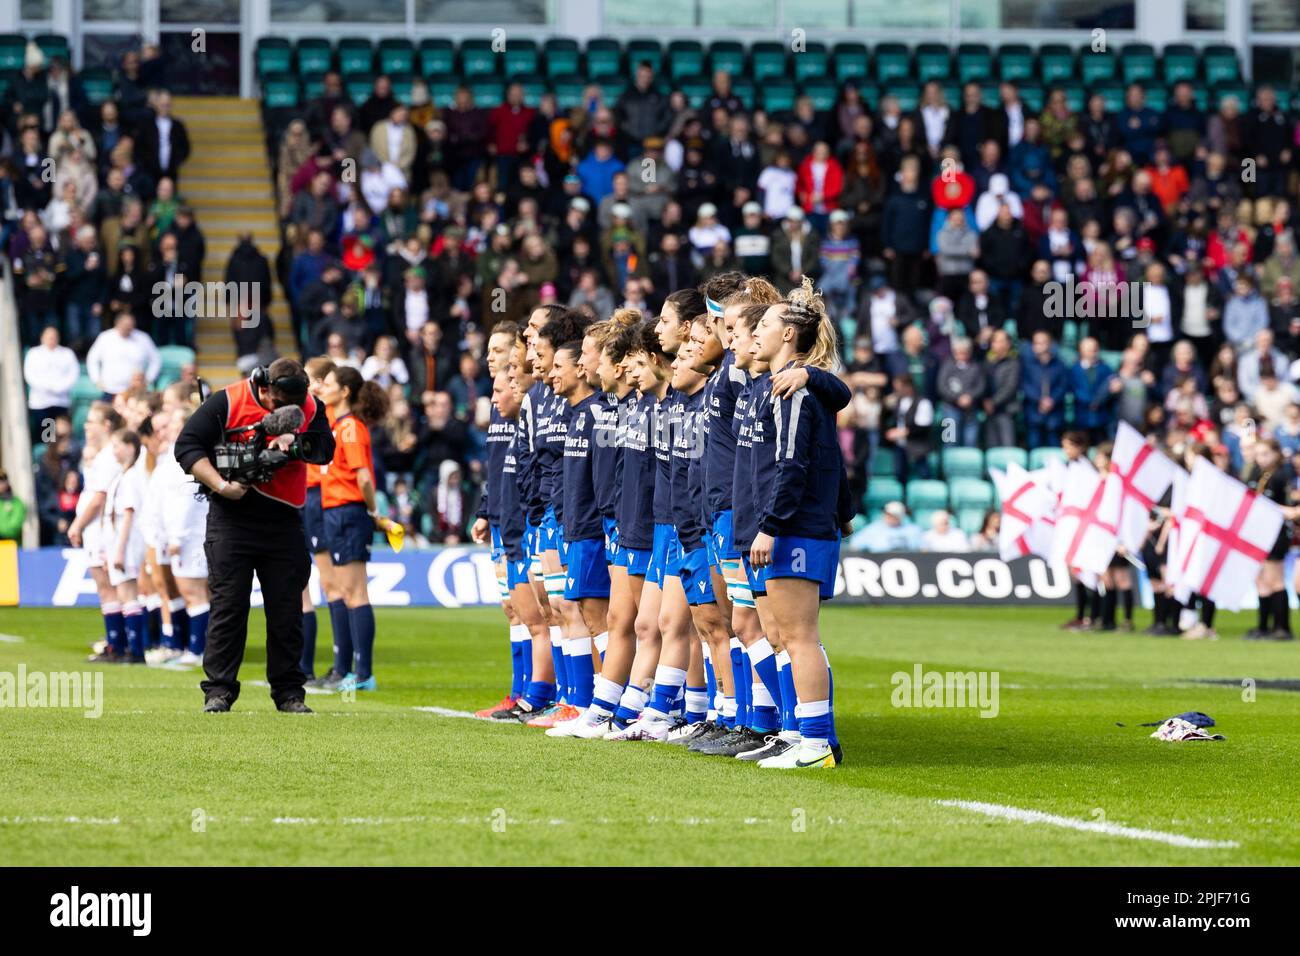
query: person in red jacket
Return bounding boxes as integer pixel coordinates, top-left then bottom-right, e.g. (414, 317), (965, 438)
(796, 141), (844, 236)
(489, 81), (536, 193)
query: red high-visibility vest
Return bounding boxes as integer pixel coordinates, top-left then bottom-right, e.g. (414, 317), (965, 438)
(223, 379), (317, 508)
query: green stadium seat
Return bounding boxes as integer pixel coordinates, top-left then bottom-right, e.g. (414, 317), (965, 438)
(1272, 87), (1293, 112)
(792, 42), (829, 83)
(1058, 345), (1078, 367)
(461, 39), (499, 78)
(880, 82), (916, 112)
(542, 38), (579, 78)
(957, 508), (987, 534)
(873, 43), (911, 83)
(1191, 83), (1210, 111)
(853, 82), (881, 111)
(625, 39), (662, 77)
(709, 40), (746, 78)
(1162, 43), (1199, 84)
(916, 43), (952, 82)
(677, 73), (712, 110)
(389, 73), (415, 105)
(1214, 82), (1250, 110)
(592, 75), (624, 105)
(997, 44), (1035, 82)
(255, 37), (292, 78)
(831, 42), (869, 84)
(301, 73), (325, 100)
(1020, 86), (1045, 113)
(666, 40), (705, 81)
(865, 477), (904, 518)
(34, 34), (70, 65)
(907, 479), (950, 525)
(758, 77), (796, 114)
(1120, 43), (1157, 84)
(1098, 349), (1123, 371)
(585, 38), (622, 79)
(1062, 319), (1080, 349)
(750, 41), (788, 81)
(1203, 45), (1240, 86)
(424, 73), (458, 109)
(951, 478), (994, 512)
(942, 447), (985, 481)
(870, 451), (898, 478)
(551, 73), (586, 110)
(1029, 447), (1066, 470)
(378, 38), (415, 76)
(801, 78), (837, 113)
(1094, 80), (1125, 114)
(1038, 44), (1076, 84)
(418, 38), (455, 77)
(941, 81), (961, 109)
(296, 38), (333, 76)
(71, 372), (100, 404)
(978, 81), (1000, 109)
(731, 77), (755, 110)
(503, 39), (539, 78)
(985, 447), (1028, 476)
(1141, 81), (1168, 112)
(338, 38), (373, 76)
(157, 346), (196, 380)
(80, 68), (114, 107)
(1079, 49), (1117, 86)
(469, 77), (505, 107)
(344, 74), (374, 105)
(0, 34), (25, 72)
(512, 73), (546, 107)
(1057, 81), (1086, 113)
(261, 73), (300, 109)
(956, 43), (992, 83)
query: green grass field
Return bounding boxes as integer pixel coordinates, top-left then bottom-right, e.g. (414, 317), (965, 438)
(1, 604), (1299, 866)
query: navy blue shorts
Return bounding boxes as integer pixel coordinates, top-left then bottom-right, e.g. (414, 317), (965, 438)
(325, 501), (373, 565)
(762, 534), (840, 600)
(646, 522), (679, 588)
(563, 537), (611, 600)
(302, 486), (327, 555)
(675, 546), (716, 606)
(603, 516), (620, 565)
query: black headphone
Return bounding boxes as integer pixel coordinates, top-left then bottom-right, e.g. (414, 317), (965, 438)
(252, 365), (308, 399)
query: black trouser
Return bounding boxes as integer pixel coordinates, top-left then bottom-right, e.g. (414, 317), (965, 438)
(201, 508), (311, 706)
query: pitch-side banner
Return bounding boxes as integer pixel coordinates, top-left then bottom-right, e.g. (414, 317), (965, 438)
(11, 547), (1076, 607)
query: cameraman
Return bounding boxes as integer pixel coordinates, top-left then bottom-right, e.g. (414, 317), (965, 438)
(173, 358), (335, 713)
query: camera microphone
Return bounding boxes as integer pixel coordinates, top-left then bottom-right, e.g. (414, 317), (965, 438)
(259, 404), (305, 437)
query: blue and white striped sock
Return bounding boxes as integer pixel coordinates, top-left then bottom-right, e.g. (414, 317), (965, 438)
(567, 636), (595, 707)
(123, 601), (145, 657)
(747, 640), (780, 733)
(613, 684), (648, 725)
(795, 699), (831, 752)
(685, 685), (709, 724)
(591, 675), (623, 716)
(739, 642), (754, 728)
(186, 603), (209, 656)
(644, 665), (686, 720)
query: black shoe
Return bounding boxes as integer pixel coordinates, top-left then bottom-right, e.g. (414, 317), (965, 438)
(87, 648), (122, 664)
(665, 719), (724, 747)
(278, 698), (313, 713)
(736, 734), (795, 762)
(305, 669), (344, 688)
(1145, 624), (1172, 637)
(831, 742), (845, 765)
(695, 726), (770, 757)
(492, 700), (548, 723)
(203, 696), (232, 713)
(1263, 629), (1295, 642)
(1243, 628), (1267, 640)
(121, 653), (147, 664)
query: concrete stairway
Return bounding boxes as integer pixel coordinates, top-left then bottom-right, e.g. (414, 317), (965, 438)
(173, 96), (290, 386)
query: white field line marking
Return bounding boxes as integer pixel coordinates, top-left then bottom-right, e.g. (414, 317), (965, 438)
(413, 705), (487, 720)
(0, 633), (25, 643)
(938, 800), (1239, 849)
(0, 815), (121, 825)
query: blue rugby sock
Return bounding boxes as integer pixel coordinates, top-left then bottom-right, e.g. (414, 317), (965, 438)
(821, 643), (839, 749)
(613, 684), (648, 725)
(520, 630), (534, 687)
(796, 699), (832, 752)
(509, 624), (527, 698)
(645, 665), (686, 720)
(685, 685), (708, 724)
(301, 610), (318, 676)
(186, 603), (209, 656)
(523, 680), (556, 711)
(103, 602), (125, 654)
(349, 604), (376, 681)
(747, 640), (780, 733)
(145, 596), (162, 648)
(567, 636), (595, 707)
(328, 599), (353, 676)
(777, 650), (798, 734)
(739, 643), (754, 728)
(167, 598), (188, 651)
(123, 602), (145, 657)
(702, 643), (718, 719)
(548, 626), (567, 704)
(591, 675), (623, 715)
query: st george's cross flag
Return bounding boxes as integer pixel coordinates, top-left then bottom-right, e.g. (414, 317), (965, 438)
(1164, 467), (1190, 598)
(1103, 421), (1179, 555)
(1172, 457), (1284, 611)
(992, 462), (1056, 561)
(1050, 460), (1121, 576)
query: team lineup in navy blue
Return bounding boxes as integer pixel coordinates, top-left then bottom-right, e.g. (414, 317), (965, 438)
(461, 272), (853, 769)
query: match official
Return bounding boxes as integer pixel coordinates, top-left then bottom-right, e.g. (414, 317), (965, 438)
(173, 358), (335, 713)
